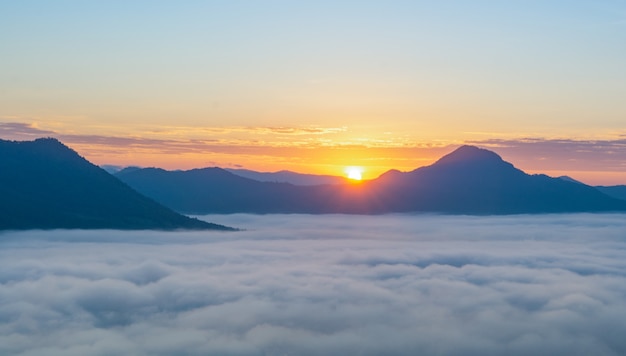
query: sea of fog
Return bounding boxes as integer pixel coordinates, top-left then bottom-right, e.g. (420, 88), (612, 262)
(2, 214), (626, 355)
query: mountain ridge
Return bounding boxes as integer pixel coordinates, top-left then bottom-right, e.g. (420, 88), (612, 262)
(0, 138), (233, 230)
(116, 145), (626, 215)
(596, 185), (626, 201)
(433, 145), (506, 166)
(226, 168), (348, 186)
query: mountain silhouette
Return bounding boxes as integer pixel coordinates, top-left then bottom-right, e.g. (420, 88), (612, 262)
(0, 138), (232, 230)
(116, 167), (317, 213)
(116, 145), (626, 215)
(596, 185), (626, 201)
(364, 145), (626, 213)
(558, 176), (585, 185)
(226, 168), (347, 186)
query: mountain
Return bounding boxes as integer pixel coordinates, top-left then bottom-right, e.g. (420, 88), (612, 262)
(115, 167), (321, 214)
(100, 164), (125, 174)
(0, 138), (232, 230)
(558, 176), (585, 184)
(596, 185), (626, 201)
(116, 145), (626, 215)
(226, 168), (347, 186)
(363, 145), (626, 214)
(558, 177), (626, 201)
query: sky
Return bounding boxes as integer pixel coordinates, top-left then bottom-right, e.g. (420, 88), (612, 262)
(2, 213), (626, 355)
(1, 1), (625, 183)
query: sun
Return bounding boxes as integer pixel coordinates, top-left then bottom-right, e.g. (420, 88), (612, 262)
(345, 167), (363, 181)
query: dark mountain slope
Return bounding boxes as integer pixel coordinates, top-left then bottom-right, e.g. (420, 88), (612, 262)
(116, 167), (329, 214)
(596, 185), (626, 201)
(116, 145), (626, 215)
(0, 138), (231, 230)
(225, 168), (347, 186)
(558, 176), (585, 184)
(366, 146), (626, 214)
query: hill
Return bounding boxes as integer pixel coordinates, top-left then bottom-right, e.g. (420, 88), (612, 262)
(116, 145), (626, 215)
(115, 167), (320, 213)
(364, 146), (626, 214)
(0, 138), (232, 230)
(596, 185), (626, 201)
(226, 168), (347, 186)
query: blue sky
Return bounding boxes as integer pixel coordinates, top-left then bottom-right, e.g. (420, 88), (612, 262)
(1, 1), (625, 182)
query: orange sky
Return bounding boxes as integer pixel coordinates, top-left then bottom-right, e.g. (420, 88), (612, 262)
(2, 121), (626, 185)
(1, 1), (625, 185)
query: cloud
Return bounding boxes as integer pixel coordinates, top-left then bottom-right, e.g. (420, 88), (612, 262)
(2, 214), (626, 355)
(0, 122), (347, 146)
(469, 138), (626, 171)
(0, 121), (358, 162)
(4, 121), (626, 165)
(0, 122), (55, 138)
(2, 121), (626, 183)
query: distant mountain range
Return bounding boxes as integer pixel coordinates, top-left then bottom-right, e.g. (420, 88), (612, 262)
(116, 145), (626, 215)
(4, 138), (623, 225)
(596, 185), (626, 201)
(0, 138), (232, 230)
(225, 168), (348, 186)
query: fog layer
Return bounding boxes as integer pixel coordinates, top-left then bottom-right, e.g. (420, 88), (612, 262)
(2, 214), (626, 355)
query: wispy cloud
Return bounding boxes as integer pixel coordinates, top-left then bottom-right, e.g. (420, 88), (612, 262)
(142, 125), (348, 137)
(0, 122), (55, 137)
(0, 122), (350, 149)
(470, 138), (626, 171)
(1, 214), (626, 355)
(2, 121), (626, 183)
(0, 121), (450, 172)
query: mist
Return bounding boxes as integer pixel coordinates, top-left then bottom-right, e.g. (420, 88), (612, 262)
(2, 214), (626, 355)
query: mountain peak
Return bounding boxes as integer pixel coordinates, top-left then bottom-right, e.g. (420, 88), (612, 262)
(33, 137), (62, 143)
(434, 145), (504, 166)
(31, 137), (67, 149)
(0, 138), (231, 230)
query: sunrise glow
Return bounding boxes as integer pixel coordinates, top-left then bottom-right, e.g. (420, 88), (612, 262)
(3, 2), (626, 355)
(346, 167), (364, 181)
(1, 1), (625, 186)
